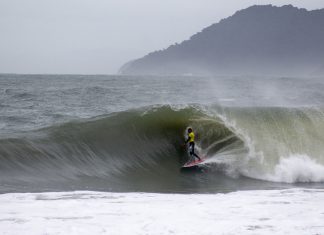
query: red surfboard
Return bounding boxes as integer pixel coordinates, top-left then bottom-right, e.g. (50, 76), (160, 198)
(182, 158), (205, 168)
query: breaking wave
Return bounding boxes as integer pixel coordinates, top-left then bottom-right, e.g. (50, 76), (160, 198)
(0, 105), (324, 193)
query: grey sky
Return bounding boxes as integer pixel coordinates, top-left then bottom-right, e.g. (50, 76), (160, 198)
(0, 0), (323, 74)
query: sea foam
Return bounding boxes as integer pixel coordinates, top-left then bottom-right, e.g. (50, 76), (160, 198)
(268, 154), (324, 183)
(0, 189), (323, 235)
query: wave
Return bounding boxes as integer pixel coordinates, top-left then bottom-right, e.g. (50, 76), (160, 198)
(215, 106), (324, 183)
(0, 105), (324, 193)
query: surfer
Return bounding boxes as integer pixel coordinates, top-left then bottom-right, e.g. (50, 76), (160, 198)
(185, 128), (201, 161)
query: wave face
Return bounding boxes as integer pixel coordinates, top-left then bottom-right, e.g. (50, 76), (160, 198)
(0, 105), (324, 193)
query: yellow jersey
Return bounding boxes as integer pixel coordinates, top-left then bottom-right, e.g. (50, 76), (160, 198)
(188, 132), (195, 143)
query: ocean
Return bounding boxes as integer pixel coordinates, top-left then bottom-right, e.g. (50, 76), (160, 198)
(0, 74), (324, 234)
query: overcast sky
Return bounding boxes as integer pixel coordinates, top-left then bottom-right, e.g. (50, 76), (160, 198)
(0, 0), (323, 74)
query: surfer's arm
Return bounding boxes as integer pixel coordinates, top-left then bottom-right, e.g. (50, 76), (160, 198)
(185, 136), (190, 144)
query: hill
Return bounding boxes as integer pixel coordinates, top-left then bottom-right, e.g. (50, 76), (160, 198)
(120, 5), (324, 76)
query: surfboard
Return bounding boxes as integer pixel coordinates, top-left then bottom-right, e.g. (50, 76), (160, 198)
(181, 158), (205, 168)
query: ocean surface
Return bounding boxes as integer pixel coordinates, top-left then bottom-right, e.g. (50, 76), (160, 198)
(1, 74), (324, 234)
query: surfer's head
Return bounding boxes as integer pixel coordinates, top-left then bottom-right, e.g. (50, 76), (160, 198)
(187, 127), (192, 133)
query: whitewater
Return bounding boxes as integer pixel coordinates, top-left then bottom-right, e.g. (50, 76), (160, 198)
(1, 189), (324, 235)
(1, 74), (324, 234)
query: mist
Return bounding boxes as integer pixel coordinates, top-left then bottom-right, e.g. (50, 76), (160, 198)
(0, 0), (323, 74)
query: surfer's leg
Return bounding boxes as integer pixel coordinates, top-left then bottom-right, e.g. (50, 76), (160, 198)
(190, 143), (201, 160)
(188, 143), (195, 161)
(193, 153), (201, 161)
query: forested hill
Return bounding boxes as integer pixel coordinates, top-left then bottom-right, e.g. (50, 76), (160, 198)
(120, 5), (324, 76)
